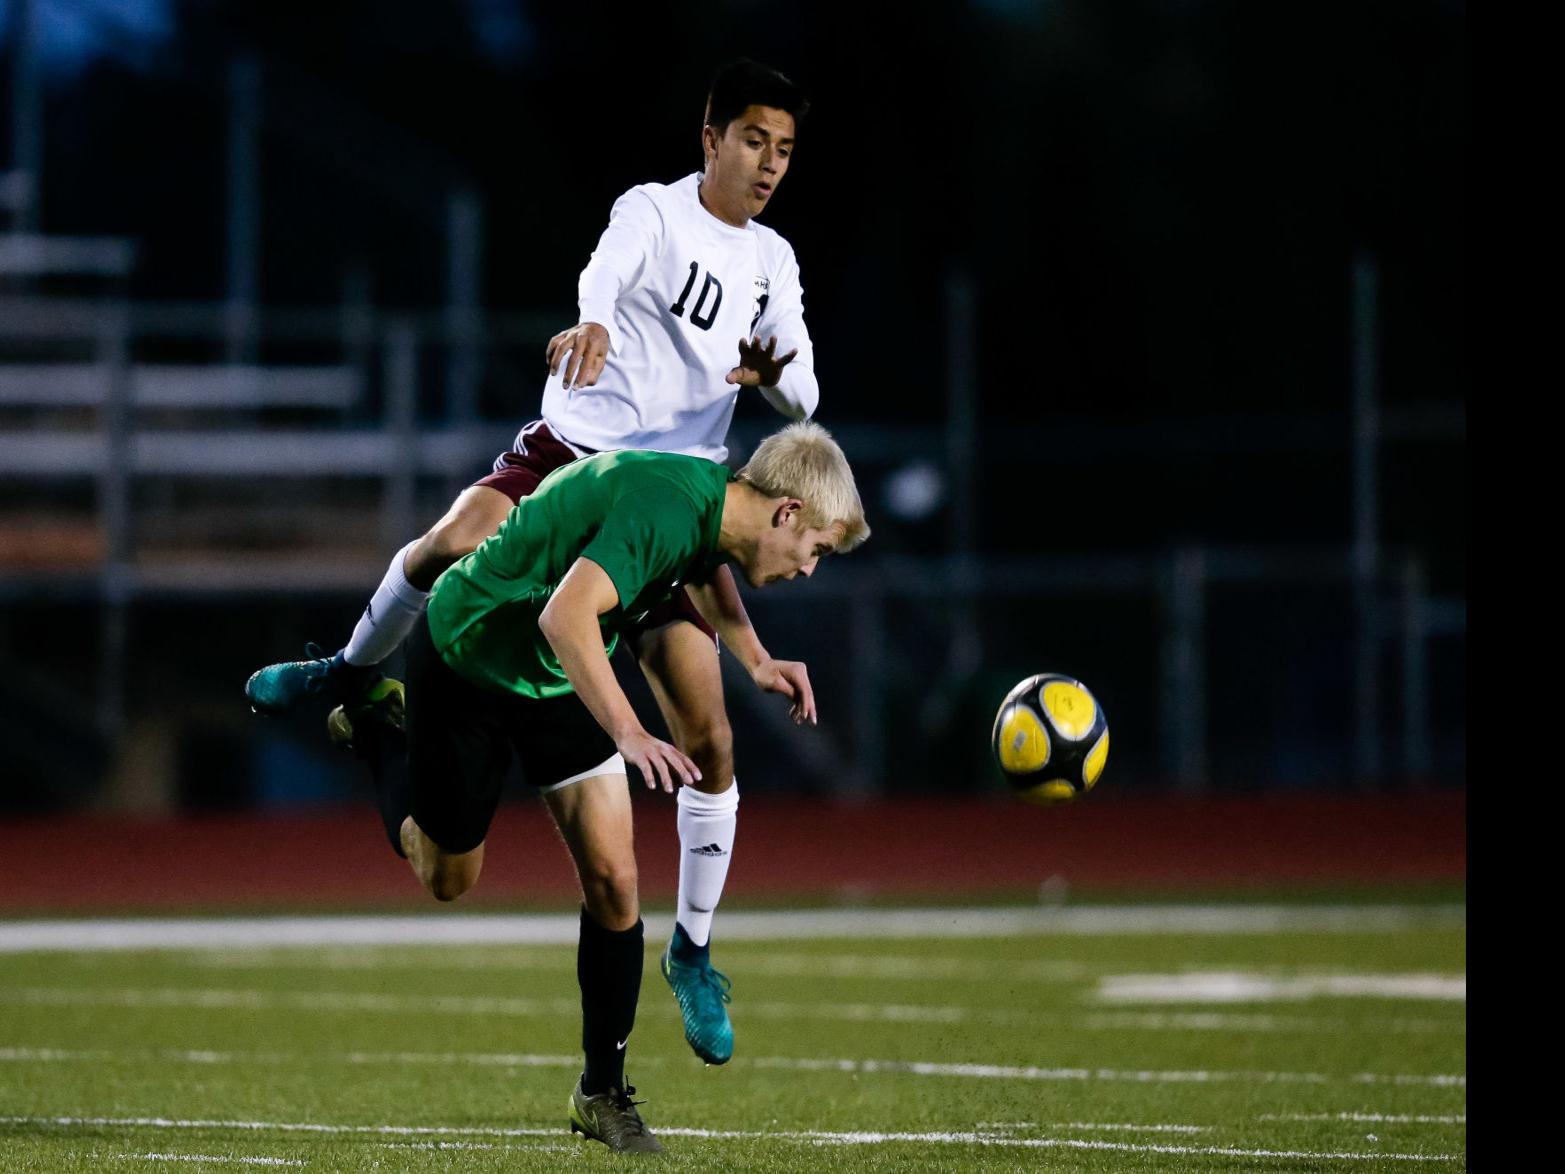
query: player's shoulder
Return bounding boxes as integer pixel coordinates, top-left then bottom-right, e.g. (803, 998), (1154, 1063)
(750, 218), (800, 273)
(603, 451), (726, 497)
(619, 172), (698, 213)
(604, 178), (681, 236)
(604, 448), (720, 478)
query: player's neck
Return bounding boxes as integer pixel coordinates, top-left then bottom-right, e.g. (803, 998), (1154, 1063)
(697, 173), (750, 230)
(716, 482), (769, 563)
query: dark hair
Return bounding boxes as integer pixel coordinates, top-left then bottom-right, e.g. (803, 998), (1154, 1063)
(705, 59), (809, 133)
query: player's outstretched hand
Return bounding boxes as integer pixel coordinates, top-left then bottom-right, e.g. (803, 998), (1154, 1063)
(726, 335), (798, 388)
(751, 657), (817, 726)
(547, 322), (611, 390)
(616, 728), (701, 793)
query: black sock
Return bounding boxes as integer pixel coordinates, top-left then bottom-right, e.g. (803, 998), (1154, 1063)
(578, 907), (644, 1095)
(329, 650), (379, 703)
(360, 720), (410, 858)
(671, 921), (710, 965)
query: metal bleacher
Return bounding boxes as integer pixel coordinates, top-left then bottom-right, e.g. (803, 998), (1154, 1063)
(0, 221), (527, 813)
(0, 157), (538, 805)
(0, 226), (401, 588)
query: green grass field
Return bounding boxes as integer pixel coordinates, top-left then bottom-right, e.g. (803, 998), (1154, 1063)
(0, 904), (1465, 1171)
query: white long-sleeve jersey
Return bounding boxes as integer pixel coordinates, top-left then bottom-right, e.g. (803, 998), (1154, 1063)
(538, 172), (818, 463)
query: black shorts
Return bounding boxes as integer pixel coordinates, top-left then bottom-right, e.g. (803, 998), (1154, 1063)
(405, 613), (620, 855)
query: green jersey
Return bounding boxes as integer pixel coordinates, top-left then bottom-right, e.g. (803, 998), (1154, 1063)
(427, 450), (728, 698)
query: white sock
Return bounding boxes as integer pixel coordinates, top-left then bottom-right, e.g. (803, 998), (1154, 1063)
(343, 542), (428, 667)
(676, 781), (739, 948)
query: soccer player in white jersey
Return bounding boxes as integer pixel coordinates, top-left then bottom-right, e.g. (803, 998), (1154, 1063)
(247, 59), (817, 1068)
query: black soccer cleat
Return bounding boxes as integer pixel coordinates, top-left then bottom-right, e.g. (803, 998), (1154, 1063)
(325, 678), (406, 755)
(568, 1077), (664, 1153)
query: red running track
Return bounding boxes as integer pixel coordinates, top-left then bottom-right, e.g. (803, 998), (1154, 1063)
(4, 793), (1463, 913)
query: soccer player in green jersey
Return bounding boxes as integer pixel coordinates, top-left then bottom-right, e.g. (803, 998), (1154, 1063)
(337, 422), (867, 1153)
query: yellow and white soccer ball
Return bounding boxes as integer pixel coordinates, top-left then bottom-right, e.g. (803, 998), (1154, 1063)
(991, 673), (1109, 805)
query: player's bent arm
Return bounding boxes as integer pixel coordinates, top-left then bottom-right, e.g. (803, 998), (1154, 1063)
(758, 359), (818, 421)
(538, 558), (699, 790)
(575, 190), (665, 356)
(684, 566), (768, 673)
(755, 245), (819, 420)
(550, 193), (664, 388)
(538, 559), (640, 739)
(686, 568), (818, 726)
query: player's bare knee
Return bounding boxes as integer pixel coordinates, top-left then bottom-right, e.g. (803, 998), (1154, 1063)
(403, 530), (463, 590)
(424, 865), (475, 903)
(417, 852), (480, 903)
(425, 516), (485, 568)
(586, 858), (637, 901)
(681, 718), (734, 790)
(679, 715), (733, 764)
(428, 880), (466, 903)
(582, 862), (639, 927)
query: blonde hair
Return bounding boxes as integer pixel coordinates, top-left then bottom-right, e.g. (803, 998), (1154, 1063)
(736, 421), (870, 552)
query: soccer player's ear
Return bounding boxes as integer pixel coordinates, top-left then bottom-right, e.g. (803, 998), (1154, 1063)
(771, 499), (803, 528)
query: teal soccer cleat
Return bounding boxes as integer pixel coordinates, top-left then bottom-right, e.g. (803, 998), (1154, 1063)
(245, 643), (338, 715)
(661, 923), (733, 1065)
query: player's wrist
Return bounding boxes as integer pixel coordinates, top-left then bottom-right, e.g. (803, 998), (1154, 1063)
(575, 307), (617, 349)
(610, 718), (648, 745)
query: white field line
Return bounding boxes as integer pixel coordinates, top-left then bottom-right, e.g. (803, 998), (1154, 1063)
(1263, 1113), (1467, 1125)
(0, 1116), (1463, 1161)
(0, 1047), (589, 1067)
(983, 1121), (1210, 1134)
(80, 944), (1472, 1035)
(786, 1135), (1459, 1160)
(372, 1152), (582, 1158)
(747, 1056), (1466, 1088)
(1096, 972), (1466, 1004)
(0, 904), (1466, 953)
(3, 986), (579, 1018)
(4, 1116), (563, 1138)
(174, 945), (1469, 1008)
(0, 1046), (1466, 1089)
(0, 986), (989, 1025)
(183, 947), (1096, 982)
(1078, 1011), (1462, 1035)
(115, 1157), (304, 1168)
(0, 983), (1468, 1030)
(173, 953), (1463, 1031)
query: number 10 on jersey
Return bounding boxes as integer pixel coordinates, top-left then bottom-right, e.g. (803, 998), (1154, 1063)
(670, 262), (723, 331)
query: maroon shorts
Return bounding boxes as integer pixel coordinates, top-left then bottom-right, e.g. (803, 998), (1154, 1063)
(474, 420), (717, 652)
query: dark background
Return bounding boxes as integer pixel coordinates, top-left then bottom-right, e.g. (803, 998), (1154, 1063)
(0, 0), (1465, 811)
